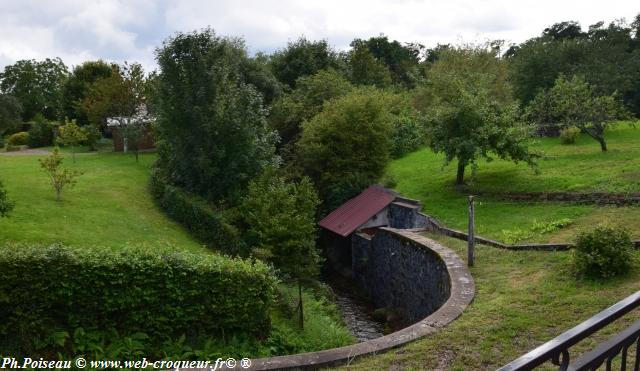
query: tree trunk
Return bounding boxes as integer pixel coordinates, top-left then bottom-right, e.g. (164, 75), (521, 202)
(71, 147), (76, 163)
(456, 161), (466, 185)
(598, 137), (608, 152)
(135, 150), (139, 163)
(298, 280), (304, 330)
(56, 188), (61, 202)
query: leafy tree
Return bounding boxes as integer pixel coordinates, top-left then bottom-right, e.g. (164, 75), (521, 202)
(543, 21), (585, 40)
(27, 114), (55, 148)
(270, 37), (342, 88)
(350, 36), (422, 87)
(62, 61), (115, 124)
(0, 58), (68, 120)
(241, 53), (283, 105)
(39, 148), (82, 201)
(415, 45), (537, 185)
(0, 94), (22, 136)
(269, 69), (353, 150)
(57, 119), (88, 162)
(297, 87), (395, 204)
(527, 75), (630, 152)
(347, 43), (392, 88)
(155, 28), (278, 203)
(0, 179), (15, 217)
(241, 169), (320, 328)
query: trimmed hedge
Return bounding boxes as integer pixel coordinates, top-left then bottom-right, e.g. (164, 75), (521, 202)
(7, 131), (29, 146)
(150, 168), (247, 255)
(0, 243), (277, 354)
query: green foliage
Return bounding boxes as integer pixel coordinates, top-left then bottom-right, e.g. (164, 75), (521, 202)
(80, 124), (102, 151)
(527, 75), (630, 151)
(7, 131), (29, 146)
(389, 100), (425, 158)
(416, 45), (537, 185)
(0, 243), (277, 358)
(241, 170), (321, 281)
(38, 148), (82, 201)
(559, 126), (581, 144)
(149, 168), (246, 255)
(57, 119), (88, 162)
(155, 28), (278, 204)
(269, 69), (353, 150)
(62, 60), (115, 124)
(0, 179), (14, 217)
(502, 218), (573, 243)
(297, 87), (396, 204)
(573, 226), (634, 279)
(27, 114), (55, 148)
(0, 58), (68, 120)
(347, 44), (392, 88)
(270, 37), (342, 88)
(349, 36), (422, 87)
(0, 93), (22, 135)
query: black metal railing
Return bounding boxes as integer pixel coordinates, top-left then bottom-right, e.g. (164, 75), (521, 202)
(499, 291), (640, 371)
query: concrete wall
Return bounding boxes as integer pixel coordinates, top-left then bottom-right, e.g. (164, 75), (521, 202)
(352, 228), (451, 324)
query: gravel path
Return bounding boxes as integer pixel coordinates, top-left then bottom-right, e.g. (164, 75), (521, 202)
(0, 148), (50, 156)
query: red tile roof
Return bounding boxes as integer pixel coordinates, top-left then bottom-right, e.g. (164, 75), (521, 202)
(318, 185), (396, 237)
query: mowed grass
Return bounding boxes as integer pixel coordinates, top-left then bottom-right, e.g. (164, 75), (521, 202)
(386, 122), (640, 241)
(0, 150), (207, 253)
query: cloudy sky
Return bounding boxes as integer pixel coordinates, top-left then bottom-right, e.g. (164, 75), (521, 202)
(0, 0), (638, 72)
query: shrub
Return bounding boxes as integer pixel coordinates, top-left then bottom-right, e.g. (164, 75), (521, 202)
(560, 126), (581, 144)
(80, 124), (101, 151)
(391, 114), (425, 158)
(0, 243), (277, 357)
(0, 179), (14, 217)
(150, 168), (246, 255)
(7, 131), (29, 146)
(573, 226), (634, 279)
(27, 116), (55, 148)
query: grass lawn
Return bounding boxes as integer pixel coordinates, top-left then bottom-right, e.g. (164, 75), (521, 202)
(0, 150), (208, 253)
(386, 122), (640, 242)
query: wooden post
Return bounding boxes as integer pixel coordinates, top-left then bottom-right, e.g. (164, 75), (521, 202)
(468, 195), (475, 267)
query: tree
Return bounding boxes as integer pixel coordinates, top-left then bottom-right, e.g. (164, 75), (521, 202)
(122, 122), (149, 162)
(57, 119), (88, 162)
(62, 61), (115, 124)
(240, 170), (321, 329)
(0, 179), (15, 217)
(415, 46), (538, 185)
(0, 94), (22, 136)
(155, 28), (278, 203)
(527, 75), (630, 152)
(0, 58), (68, 120)
(350, 36), (422, 87)
(39, 148), (82, 201)
(297, 87), (396, 205)
(347, 43), (392, 88)
(270, 37), (342, 88)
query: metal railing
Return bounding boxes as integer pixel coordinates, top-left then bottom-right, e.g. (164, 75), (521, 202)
(499, 291), (640, 371)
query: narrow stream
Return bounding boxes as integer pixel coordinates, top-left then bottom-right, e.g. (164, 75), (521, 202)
(330, 285), (385, 342)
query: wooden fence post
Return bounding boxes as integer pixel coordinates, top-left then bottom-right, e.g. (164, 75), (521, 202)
(468, 195), (475, 267)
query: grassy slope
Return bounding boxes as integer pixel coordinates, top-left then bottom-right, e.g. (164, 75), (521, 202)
(340, 123), (640, 370)
(0, 151), (208, 253)
(386, 123), (640, 241)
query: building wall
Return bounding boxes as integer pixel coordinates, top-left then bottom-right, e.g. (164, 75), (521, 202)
(112, 127), (155, 152)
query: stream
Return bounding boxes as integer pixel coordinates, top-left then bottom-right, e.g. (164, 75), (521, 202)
(331, 286), (385, 342)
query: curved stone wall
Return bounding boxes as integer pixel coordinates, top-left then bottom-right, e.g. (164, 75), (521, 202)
(224, 229), (475, 370)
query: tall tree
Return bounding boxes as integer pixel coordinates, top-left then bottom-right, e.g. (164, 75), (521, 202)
(0, 94), (22, 136)
(155, 28), (278, 203)
(527, 75), (630, 152)
(416, 45), (537, 185)
(0, 58), (68, 120)
(269, 37), (342, 88)
(347, 43), (392, 88)
(62, 60), (114, 124)
(350, 36), (422, 87)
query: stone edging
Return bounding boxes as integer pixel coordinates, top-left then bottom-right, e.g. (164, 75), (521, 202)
(212, 229), (475, 371)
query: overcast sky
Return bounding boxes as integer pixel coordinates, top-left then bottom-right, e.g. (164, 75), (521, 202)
(0, 0), (638, 72)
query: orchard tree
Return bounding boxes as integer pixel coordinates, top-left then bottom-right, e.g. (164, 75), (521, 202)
(0, 179), (15, 217)
(155, 28), (278, 203)
(57, 119), (88, 162)
(527, 75), (630, 152)
(241, 169), (321, 329)
(297, 87), (396, 208)
(39, 148), (82, 201)
(0, 58), (68, 120)
(416, 45), (538, 186)
(0, 94), (22, 136)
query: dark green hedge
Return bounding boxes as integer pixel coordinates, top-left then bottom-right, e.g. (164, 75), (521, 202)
(150, 168), (247, 255)
(0, 243), (277, 354)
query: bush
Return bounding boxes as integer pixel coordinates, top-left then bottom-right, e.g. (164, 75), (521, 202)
(150, 168), (247, 255)
(7, 131), (29, 146)
(0, 243), (277, 357)
(560, 126), (581, 144)
(573, 226), (634, 279)
(81, 125), (101, 151)
(391, 114), (425, 158)
(27, 117), (55, 148)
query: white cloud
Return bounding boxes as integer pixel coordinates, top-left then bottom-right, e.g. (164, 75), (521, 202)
(0, 0), (638, 71)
